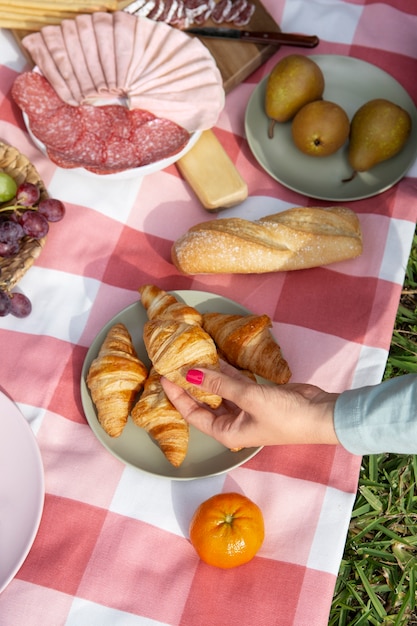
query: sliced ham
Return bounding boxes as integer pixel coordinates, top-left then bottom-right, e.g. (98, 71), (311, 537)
(72, 13), (108, 96)
(21, 11), (224, 133)
(91, 12), (119, 94)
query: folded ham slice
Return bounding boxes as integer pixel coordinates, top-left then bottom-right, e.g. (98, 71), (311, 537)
(21, 11), (224, 133)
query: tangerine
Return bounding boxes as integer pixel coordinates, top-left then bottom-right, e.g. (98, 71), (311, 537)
(189, 492), (265, 569)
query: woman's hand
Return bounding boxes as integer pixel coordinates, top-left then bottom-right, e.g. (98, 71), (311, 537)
(161, 361), (340, 449)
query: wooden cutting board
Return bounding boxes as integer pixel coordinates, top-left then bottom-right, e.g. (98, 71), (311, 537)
(127, 1), (281, 93)
(193, 0), (281, 93)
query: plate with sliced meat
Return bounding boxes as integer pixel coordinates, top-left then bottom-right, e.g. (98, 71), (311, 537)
(12, 11), (225, 177)
(16, 70), (201, 178)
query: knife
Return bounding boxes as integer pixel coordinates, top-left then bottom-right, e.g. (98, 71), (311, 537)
(186, 27), (319, 48)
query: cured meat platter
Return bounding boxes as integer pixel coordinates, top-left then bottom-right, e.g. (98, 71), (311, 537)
(9, 0), (281, 208)
(11, 0), (281, 94)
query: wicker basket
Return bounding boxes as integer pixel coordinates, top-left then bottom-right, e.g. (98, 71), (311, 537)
(0, 141), (49, 292)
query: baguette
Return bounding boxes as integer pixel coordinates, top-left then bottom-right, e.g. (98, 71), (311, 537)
(171, 206), (362, 274)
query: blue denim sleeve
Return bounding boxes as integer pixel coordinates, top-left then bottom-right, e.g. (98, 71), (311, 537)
(334, 374), (417, 455)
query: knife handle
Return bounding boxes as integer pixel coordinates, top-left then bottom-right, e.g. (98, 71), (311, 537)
(241, 31), (319, 48)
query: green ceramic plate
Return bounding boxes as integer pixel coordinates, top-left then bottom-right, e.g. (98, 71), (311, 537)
(245, 55), (417, 201)
(81, 291), (262, 480)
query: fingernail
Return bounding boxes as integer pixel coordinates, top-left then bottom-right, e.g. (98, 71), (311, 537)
(186, 369), (204, 385)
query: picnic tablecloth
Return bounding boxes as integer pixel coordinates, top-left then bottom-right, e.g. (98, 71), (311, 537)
(0, 1), (416, 624)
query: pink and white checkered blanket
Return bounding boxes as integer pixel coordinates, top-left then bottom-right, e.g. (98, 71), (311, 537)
(0, 1), (416, 624)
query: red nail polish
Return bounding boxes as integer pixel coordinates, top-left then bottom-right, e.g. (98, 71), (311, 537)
(186, 369), (204, 385)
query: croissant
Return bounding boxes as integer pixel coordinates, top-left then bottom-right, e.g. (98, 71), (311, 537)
(86, 323), (148, 437)
(202, 313), (291, 385)
(143, 318), (222, 408)
(131, 367), (189, 467)
(139, 284), (202, 325)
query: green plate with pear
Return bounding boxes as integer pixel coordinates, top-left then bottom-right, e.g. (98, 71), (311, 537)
(245, 55), (417, 201)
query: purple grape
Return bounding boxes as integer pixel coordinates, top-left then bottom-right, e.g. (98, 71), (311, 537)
(0, 219), (25, 243)
(16, 182), (40, 207)
(10, 292), (32, 318)
(38, 198), (65, 222)
(0, 240), (20, 257)
(7, 212), (20, 224)
(0, 290), (11, 316)
(20, 210), (49, 239)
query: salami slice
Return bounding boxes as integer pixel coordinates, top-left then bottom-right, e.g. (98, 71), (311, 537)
(84, 164), (127, 175)
(98, 104), (133, 139)
(226, 0), (248, 22)
(194, 0), (214, 24)
(104, 136), (137, 171)
(11, 72), (63, 119)
(147, 0), (167, 20)
(183, 0), (199, 6)
(46, 145), (126, 174)
(30, 106), (83, 152)
(100, 106), (155, 141)
(211, 0), (232, 23)
(46, 147), (80, 169)
(184, 0), (210, 19)
(79, 104), (114, 137)
(233, 1), (255, 26)
(129, 107), (156, 128)
(131, 117), (189, 166)
(168, 1), (186, 27)
(59, 129), (106, 166)
(158, 0), (178, 22)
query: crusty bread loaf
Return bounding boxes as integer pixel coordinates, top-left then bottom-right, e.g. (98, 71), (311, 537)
(171, 206), (362, 274)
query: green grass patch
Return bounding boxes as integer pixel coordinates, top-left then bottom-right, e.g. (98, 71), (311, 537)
(330, 226), (417, 625)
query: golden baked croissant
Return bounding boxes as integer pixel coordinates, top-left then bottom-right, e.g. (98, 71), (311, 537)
(131, 367), (189, 467)
(202, 312), (291, 385)
(139, 284), (202, 325)
(86, 323), (148, 437)
(143, 318), (222, 408)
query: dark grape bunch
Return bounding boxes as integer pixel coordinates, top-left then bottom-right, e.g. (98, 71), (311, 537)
(0, 179), (65, 318)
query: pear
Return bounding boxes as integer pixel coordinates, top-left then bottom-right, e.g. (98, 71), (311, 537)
(345, 98), (412, 181)
(291, 100), (350, 157)
(265, 54), (325, 138)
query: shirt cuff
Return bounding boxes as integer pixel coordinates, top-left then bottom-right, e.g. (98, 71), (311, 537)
(334, 375), (417, 456)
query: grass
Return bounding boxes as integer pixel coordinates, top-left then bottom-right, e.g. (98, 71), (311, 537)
(329, 226), (417, 625)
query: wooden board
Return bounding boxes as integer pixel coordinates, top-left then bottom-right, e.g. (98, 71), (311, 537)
(192, 0), (280, 93)
(12, 0), (280, 94)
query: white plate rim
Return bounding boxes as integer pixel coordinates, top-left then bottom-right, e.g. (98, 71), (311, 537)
(80, 290), (263, 480)
(0, 391), (44, 593)
(245, 54), (417, 201)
